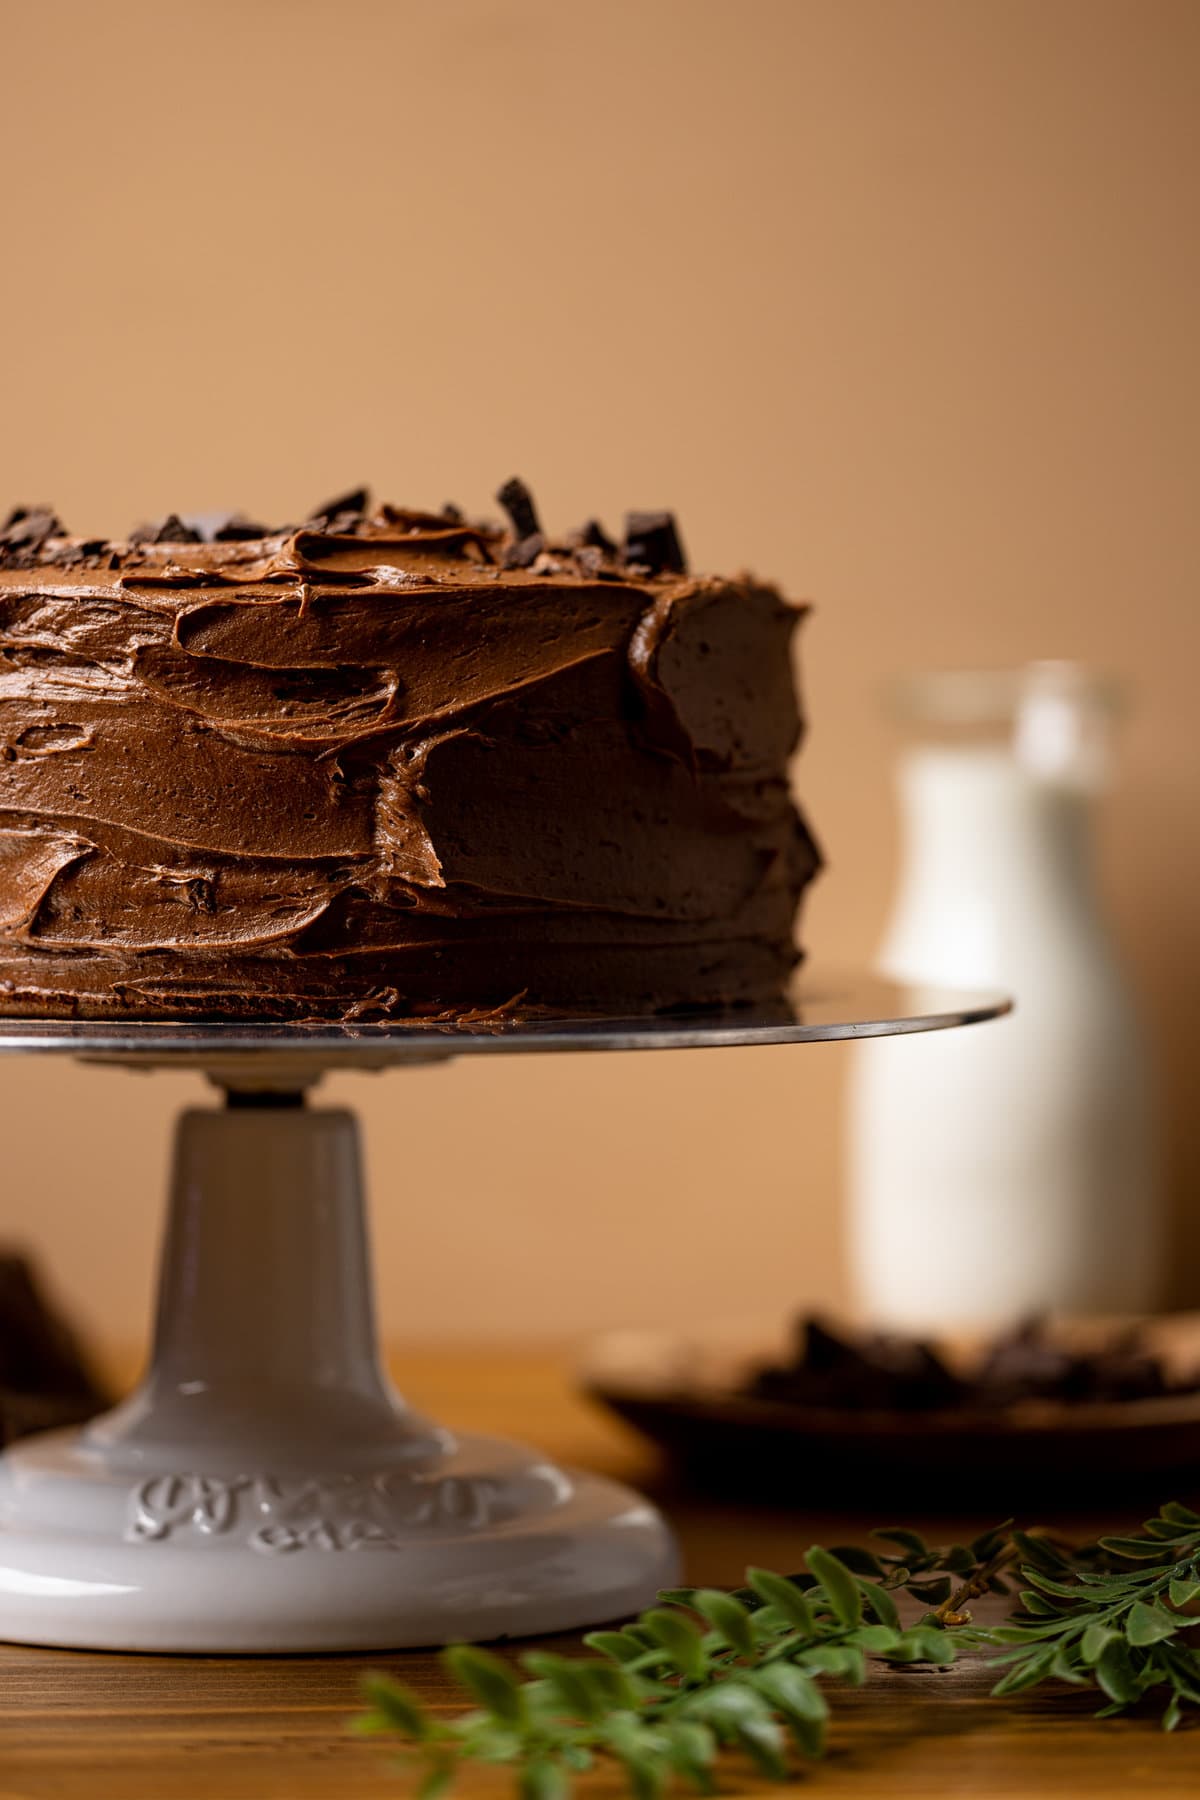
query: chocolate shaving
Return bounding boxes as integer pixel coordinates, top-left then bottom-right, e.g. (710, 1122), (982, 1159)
(496, 477), (541, 542)
(213, 513), (274, 542)
(47, 537), (110, 570)
(151, 514), (203, 545)
(306, 487), (370, 528)
(577, 518), (618, 554)
(0, 507), (65, 552)
(502, 532), (545, 570)
(623, 509), (687, 576)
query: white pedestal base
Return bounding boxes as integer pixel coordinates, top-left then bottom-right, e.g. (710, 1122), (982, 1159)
(0, 1101), (678, 1652)
(0, 1428), (675, 1652)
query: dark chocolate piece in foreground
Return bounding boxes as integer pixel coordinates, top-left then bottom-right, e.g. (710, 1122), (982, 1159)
(0, 1253), (110, 1446)
(753, 1317), (963, 1412)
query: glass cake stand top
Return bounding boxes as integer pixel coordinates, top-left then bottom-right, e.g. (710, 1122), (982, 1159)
(0, 971), (1010, 1072)
(0, 971), (1009, 1655)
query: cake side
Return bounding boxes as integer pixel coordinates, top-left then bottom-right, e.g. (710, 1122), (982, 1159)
(0, 491), (820, 1021)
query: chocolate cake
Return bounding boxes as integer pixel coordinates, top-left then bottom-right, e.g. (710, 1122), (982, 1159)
(0, 486), (819, 1022)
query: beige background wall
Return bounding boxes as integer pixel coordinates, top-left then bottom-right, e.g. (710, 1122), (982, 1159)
(1, 0), (1197, 1351)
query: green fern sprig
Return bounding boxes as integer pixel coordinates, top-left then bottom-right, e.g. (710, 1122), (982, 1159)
(966, 1500), (1200, 1731)
(351, 1507), (1200, 1795)
(352, 1529), (989, 1796)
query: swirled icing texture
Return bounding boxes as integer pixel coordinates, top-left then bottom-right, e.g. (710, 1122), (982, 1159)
(0, 502), (820, 1020)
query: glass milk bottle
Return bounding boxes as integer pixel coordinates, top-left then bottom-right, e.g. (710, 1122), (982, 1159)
(846, 663), (1160, 1332)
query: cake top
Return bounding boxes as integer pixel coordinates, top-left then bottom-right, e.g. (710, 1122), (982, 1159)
(0, 482), (695, 592)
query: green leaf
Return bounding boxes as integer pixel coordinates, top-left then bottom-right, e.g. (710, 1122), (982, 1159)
(876, 1634), (925, 1664)
(1169, 1578), (1200, 1609)
(736, 1718), (789, 1781)
(605, 1717), (667, 1798)
(906, 1577), (953, 1606)
(442, 1645), (525, 1724)
(970, 1522), (1013, 1560)
(358, 1673), (431, 1740)
(983, 1623), (1063, 1643)
(857, 1577), (901, 1630)
(561, 1745), (593, 1773)
(684, 1681), (771, 1739)
(617, 1752), (665, 1800)
(805, 1546), (862, 1627)
(908, 1626), (956, 1665)
(851, 1624), (902, 1653)
(691, 1590), (757, 1658)
(527, 1655), (641, 1720)
(1164, 1693), (1184, 1732)
(520, 1652), (600, 1719)
(872, 1526), (930, 1557)
(520, 1757), (568, 1800)
(1098, 1536), (1172, 1561)
(1096, 1638), (1140, 1706)
(828, 1544), (887, 1577)
(1081, 1624), (1120, 1665)
(584, 1630), (650, 1664)
(991, 1649), (1056, 1697)
(1017, 1590), (1059, 1617)
(1050, 1647), (1090, 1685)
(1142, 1517), (1193, 1541)
(800, 1642), (867, 1685)
(1012, 1530), (1073, 1571)
(1126, 1601), (1178, 1646)
(1020, 1567), (1086, 1600)
(663, 1721), (717, 1794)
(942, 1545), (979, 1574)
(788, 1713), (827, 1759)
(746, 1569), (815, 1632)
(461, 1725), (523, 1765)
(752, 1661), (829, 1725)
(642, 1609), (707, 1682)
(1162, 1658), (1200, 1706)
(1160, 1502), (1200, 1527)
(591, 1663), (646, 1713)
(417, 1766), (455, 1800)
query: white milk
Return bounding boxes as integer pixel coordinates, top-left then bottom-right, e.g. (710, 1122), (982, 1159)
(845, 666), (1160, 1331)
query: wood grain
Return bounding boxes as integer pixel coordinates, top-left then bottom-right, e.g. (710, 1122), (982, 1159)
(2, 1349), (1198, 1799)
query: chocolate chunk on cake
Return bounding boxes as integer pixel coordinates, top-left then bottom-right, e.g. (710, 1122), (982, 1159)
(0, 487), (820, 1022)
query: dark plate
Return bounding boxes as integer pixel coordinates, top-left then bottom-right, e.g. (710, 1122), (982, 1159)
(581, 1319), (1200, 1504)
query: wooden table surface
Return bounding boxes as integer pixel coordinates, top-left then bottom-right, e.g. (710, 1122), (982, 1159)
(4, 1349), (1199, 1800)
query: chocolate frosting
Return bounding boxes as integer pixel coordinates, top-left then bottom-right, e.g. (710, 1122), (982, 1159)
(0, 493), (820, 1020)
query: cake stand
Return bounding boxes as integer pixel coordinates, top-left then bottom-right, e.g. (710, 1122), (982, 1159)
(0, 974), (1007, 1653)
